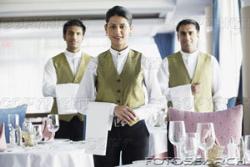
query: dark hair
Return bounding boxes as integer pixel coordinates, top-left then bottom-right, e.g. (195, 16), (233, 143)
(105, 6), (132, 25)
(176, 19), (200, 32)
(63, 19), (86, 36)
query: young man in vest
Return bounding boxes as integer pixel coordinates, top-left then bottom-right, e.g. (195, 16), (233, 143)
(76, 6), (164, 166)
(43, 19), (92, 141)
(158, 19), (227, 112)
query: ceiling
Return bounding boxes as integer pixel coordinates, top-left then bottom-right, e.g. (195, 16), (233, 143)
(0, 0), (212, 37)
(0, 0), (175, 20)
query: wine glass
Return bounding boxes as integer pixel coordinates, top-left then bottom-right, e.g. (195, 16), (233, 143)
(182, 132), (198, 162)
(8, 114), (19, 129)
(244, 135), (250, 164)
(47, 114), (59, 133)
(22, 119), (35, 146)
(8, 114), (19, 144)
(196, 122), (215, 161)
(33, 124), (43, 144)
(168, 121), (186, 159)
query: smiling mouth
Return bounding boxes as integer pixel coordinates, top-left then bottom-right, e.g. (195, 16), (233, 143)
(185, 43), (192, 46)
(70, 41), (77, 45)
(113, 37), (122, 40)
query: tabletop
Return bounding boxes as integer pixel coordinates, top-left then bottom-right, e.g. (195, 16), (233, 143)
(0, 139), (94, 167)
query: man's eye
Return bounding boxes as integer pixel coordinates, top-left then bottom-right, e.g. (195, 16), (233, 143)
(110, 25), (116, 29)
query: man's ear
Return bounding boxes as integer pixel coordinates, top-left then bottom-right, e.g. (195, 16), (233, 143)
(177, 33), (180, 41)
(197, 32), (200, 39)
(63, 34), (66, 41)
(104, 24), (108, 35)
(129, 25), (133, 35)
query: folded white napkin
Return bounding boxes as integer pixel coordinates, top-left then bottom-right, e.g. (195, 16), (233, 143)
(170, 84), (194, 111)
(85, 102), (115, 155)
(56, 84), (79, 115)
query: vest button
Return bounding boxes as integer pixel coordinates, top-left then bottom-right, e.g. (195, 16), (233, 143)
(117, 90), (121, 93)
(117, 79), (121, 82)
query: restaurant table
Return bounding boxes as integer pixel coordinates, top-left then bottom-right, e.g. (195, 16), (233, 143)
(0, 139), (93, 167)
(0, 127), (167, 167)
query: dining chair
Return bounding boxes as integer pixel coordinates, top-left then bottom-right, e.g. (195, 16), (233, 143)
(167, 105), (243, 156)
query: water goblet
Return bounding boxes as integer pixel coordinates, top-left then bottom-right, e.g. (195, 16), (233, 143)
(7, 114), (19, 145)
(33, 124), (43, 144)
(244, 135), (250, 164)
(47, 114), (59, 133)
(182, 132), (198, 162)
(168, 121), (186, 159)
(196, 122), (215, 161)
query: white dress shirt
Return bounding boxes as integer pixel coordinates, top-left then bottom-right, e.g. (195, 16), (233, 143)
(75, 47), (166, 125)
(158, 50), (227, 111)
(181, 50), (199, 78)
(43, 49), (83, 97)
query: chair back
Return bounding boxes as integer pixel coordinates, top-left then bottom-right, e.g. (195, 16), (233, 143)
(167, 105), (243, 157)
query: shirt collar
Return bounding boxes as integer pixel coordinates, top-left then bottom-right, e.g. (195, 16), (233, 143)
(109, 47), (130, 57)
(64, 49), (82, 59)
(180, 50), (200, 60)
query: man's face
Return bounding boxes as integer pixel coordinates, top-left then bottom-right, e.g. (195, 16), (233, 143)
(177, 24), (199, 53)
(64, 26), (84, 53)
(105, 15), (132, 50)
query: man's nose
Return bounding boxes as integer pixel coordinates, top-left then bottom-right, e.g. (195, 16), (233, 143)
(185, 34), (192, 41)
(114, 27), (122, 35)
(72, 33), (78, 40)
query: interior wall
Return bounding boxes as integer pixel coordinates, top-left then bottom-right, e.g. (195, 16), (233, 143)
(241, 5), (250, 135)
(0, 22), (161, 99)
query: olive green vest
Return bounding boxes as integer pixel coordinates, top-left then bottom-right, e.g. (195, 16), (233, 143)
(95, 50), (145, 108)
(167, 51), (213, 112)
(51, 52), (92, 122)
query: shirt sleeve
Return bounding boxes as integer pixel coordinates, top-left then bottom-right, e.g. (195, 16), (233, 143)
(157, 58), (171, 100)
(133, 55), (166, 125)
(211, 56), (228, 111)
(75, 58), (97, 114)
(42, 59), (57, 97)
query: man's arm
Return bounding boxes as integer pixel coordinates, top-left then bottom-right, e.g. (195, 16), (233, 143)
(158, 58), (171, 100)
(211, 56), (228, 111)
(42, 59), (57, 97)
(133, 56), (166, 125)
(75, 58), (97, 114)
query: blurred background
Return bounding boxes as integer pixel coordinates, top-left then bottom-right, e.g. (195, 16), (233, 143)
(0, 0), (243, 108)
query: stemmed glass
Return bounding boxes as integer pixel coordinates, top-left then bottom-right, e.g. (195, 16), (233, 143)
(182, 132), (198, 161)
(47, 114), (59, 133)
(244, 135), (250, 164)
(33, 124), (43, 144)
(196, 122), (215, 161)
(22, 119), (35, 146)
(8, 114), (19, 144)
(169, 121), (186, 159)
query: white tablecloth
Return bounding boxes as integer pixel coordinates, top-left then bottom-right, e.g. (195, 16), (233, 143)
(0, 127), (167, 167)
(0, 140), (93, 167)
